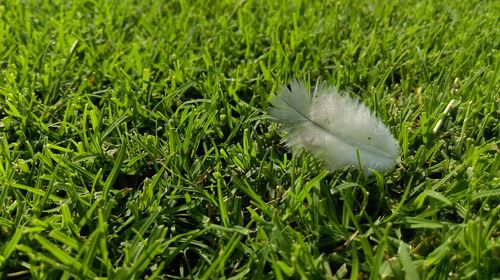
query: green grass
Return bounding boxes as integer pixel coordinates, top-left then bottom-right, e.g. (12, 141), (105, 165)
(0, 0), (498, 279)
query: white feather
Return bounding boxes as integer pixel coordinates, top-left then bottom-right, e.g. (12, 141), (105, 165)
(269, 79), (399, 174)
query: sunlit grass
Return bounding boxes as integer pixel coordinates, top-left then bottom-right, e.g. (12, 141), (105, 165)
(0, 0), (498, 279)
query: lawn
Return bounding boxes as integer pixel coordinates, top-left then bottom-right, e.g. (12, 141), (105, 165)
(0, 0), (498, 279)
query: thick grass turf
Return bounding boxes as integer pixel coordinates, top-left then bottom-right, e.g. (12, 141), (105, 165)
(0, 0), (498, 279)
